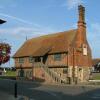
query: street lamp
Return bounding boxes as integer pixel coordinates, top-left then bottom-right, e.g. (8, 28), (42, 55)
(0, 19), (6, 24)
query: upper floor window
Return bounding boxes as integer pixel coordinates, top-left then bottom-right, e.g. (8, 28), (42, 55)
(19, 58), (24, 63)
(34, 57), (41, 62)
(29, 57), (33, 63)
(54, 54), (61, 61)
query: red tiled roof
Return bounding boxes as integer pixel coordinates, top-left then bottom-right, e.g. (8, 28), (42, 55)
(13, 29), (77, 58)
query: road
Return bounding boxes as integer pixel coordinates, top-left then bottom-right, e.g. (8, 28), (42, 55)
(0, 79), (100, 100)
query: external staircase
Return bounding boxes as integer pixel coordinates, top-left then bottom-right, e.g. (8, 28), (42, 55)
(34, 62), (67, 84)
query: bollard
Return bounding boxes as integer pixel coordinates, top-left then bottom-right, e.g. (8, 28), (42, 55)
(14, 82), (17, 98)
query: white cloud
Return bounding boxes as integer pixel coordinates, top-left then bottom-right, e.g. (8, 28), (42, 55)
(87, 22), (100, 58)
(0, 26), (58, 40)
(0, 13), (34, 25)
(67, 0), (84, 10)
(0, 27), (36, 35)
(91, 23), (100, 33)
(0, 12), (59, 39)
(88, 23), (100, 40)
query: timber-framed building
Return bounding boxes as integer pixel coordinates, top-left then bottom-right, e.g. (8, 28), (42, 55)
(13, 5), (92, 84)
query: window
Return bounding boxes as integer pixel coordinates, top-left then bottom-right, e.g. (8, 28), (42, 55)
(19, 58), (24, 63)
(34, 57), (41, 62)
(18, 69), (24, 77)
(63, 68), (68, 74)
(29, 57), (33, 63)
(54, 54), (61, 61)
(79, 68), (82, 71)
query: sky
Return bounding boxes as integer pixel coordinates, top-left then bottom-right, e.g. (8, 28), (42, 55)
(0, 0), (100, 67)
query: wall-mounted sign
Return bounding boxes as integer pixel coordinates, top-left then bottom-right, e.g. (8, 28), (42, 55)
(83, 44), (87, 56)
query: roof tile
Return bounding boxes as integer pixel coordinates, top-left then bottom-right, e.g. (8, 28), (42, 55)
(13, 29), (77, 57)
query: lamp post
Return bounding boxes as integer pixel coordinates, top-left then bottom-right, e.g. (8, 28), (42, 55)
(0, 19), (6, 24)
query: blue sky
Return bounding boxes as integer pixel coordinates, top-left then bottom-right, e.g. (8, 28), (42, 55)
(0, 0), (100, 67)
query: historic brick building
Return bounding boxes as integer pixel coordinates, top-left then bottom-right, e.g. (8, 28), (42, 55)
(13, 5), (92, 84)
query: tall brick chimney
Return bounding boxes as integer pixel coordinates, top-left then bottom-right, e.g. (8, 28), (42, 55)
(78, 5), (85, 25)
(76, 5), (87, 47)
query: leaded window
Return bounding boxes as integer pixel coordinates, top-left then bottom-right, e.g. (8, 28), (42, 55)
(19, 58), (24, 63)
(34, 57), (41, 62)
(54, 54), (61, 61)
(29, 57), (33, 63)
(63, 68), (68, 74)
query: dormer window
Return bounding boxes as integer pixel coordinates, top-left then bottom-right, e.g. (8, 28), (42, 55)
(83, 44), (87, 56)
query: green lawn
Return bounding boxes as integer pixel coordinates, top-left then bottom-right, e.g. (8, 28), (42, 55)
(6, 71), (16, 76)
(92, 73), (100, 80)
(93, 76), (100, 80)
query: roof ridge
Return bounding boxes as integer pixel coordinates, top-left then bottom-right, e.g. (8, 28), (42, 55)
(27, 29), (77, 42)
(13, 29), (77, 57)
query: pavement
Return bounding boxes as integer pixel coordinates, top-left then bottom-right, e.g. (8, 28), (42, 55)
(0, 91), (16, 100)
(0, 91), (33, 100)
(1, 79), (100, 100)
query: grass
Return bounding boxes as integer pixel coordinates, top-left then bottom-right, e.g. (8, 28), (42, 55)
(92, 73), (100, 80)
(5, 71), (16, 76)
(93, 76), (100, 80)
